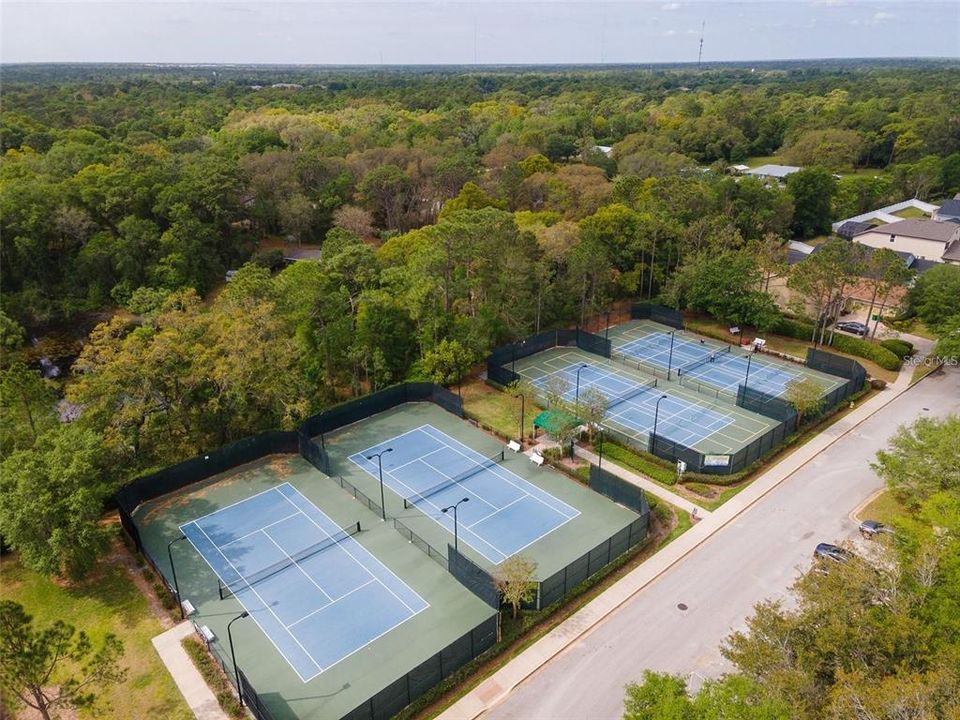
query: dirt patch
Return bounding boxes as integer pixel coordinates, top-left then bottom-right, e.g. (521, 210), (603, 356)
(107, 543), (176, 631)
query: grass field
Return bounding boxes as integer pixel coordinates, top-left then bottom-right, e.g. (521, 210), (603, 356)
(858, 490), (909, 525)
(0, 540), (192, 720)
(462, 377), (543, 441)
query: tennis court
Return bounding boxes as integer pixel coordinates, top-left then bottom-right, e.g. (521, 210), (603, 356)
(514, 347), (778, 455)
(609, 320), (845, 400)
(350, 425), (579, 563)
(181, 483), (428, 682)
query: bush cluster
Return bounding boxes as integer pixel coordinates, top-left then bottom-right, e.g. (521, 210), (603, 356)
(879, 338), (914, 359)
(773, 317), (901, 370)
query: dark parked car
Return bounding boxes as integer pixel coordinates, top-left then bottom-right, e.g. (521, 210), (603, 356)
(814, 542), (853, 563)
(835, 321), (869, 336)
(859, 520), (894, 538)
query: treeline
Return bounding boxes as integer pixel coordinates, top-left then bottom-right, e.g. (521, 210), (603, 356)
(3, 64), (960, 327)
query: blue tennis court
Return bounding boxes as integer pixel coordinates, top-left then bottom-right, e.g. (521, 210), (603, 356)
(681, 351), (800, 397)
(531, 360), (735, 447)
(616, 330), (797, 396)
(181, 483), (428, 682)
(350, 425), (579, 563)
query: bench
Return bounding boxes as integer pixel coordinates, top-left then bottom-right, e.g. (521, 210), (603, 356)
(181, 599), (196, 617)
(507, 440), (522, 453)
(530, 453), (545, 467)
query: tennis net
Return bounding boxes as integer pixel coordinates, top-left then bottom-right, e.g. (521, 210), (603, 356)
(606, 378), (658, 410)
(676, 346), (731, 377)
(218, 521), (361, 599)
(404, 450), (505, 509)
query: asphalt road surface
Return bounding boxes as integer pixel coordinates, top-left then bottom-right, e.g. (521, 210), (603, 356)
(483, 367), (960, 720)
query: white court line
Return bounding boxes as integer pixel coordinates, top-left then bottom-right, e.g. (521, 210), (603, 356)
(194, 518), (322, 683)
(218, 511), (301, 549)
(420, 426), (581, 521)
(417, 455), (500, 511)
(285, 579), (377, 629)
(260, 528), (334, 604)
(182, 482), (296, 528)
(280, 483), (430, 619)
(465, 496), (525, 529)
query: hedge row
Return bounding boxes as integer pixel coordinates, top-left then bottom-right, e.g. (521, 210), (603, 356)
(880, 338), (914, 359)
(773, 317), (901, 371)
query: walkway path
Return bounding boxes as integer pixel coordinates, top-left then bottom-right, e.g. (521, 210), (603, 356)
(439, 365), (916, 720)
(152, 621), (228, 720)
(573, 446), (706, 516)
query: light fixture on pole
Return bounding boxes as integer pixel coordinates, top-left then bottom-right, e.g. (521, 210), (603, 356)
(652, 394), (668, 450)
(365, 448), (394, 521)
(167, 534), (188, 619)
(441, 498), (470, 552)
(227, 611), (250, 705)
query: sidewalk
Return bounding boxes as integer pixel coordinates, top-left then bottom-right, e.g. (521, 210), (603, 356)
(439, 368), (914, 720)
(573, 446), (707, 516)
(152, 621), (227, 720)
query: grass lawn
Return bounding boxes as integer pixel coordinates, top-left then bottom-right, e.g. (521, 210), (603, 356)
(684, 315), (900, 383)
(461, 377), (543, 442)
(883, 316), (939, 341)
(857, 489), (910, 525)
(893, 206), (930, 219)
(802, 235), (831, 247)
(0, 539), (192, 720)
(744, 155), (784, 168)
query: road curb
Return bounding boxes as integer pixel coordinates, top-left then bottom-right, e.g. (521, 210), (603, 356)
(439, 374), (930, 720)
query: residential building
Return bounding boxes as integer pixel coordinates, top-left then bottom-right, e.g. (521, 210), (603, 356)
(852, 219), (960, 263)
(933, 198), (960, 223)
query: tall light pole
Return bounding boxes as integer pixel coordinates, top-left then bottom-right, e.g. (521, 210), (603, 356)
(227, 611), (250, 705)
(167, 534), (188, 619)
(442, 498), (470, 552)
(743, 353), (754, 392)
(666, 331), (676, 379)
(574, 363), (589, 411)
(597, 426), (605, 470)
(604, 311), (611, 340)
(365, 448), (393, 521)
(652, 394), (668, 452)
(513, 390), (525, 444)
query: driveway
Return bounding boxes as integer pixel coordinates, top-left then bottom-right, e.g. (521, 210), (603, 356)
(476, 367), (959, 720)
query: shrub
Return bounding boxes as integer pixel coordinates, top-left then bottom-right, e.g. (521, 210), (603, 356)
(880, 338), (914, 359)
(870, 378), (888, 390)
(773, 317), (816, 340)
(683, 482), (715, 498)
(829, 333), (901, 370)
(601, 442), (677, 485)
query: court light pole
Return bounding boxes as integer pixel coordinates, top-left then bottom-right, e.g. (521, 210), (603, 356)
(365, 448), (393, 521)
(167, 534), (188, 619)
(666, 331), (677, 380)
(574, 363), (589, 411)
(513, 390), (525, 444)
(597, 426), (605, 470)
(743, 353), (754, 392)
(442, 498), (470, 552)
(604, 311), (611, 340)
(227, 610), (250, 705)
(652, 394), (668, 451)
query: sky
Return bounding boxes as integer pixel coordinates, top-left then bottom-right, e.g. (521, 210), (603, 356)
(2, 1), (958, 65)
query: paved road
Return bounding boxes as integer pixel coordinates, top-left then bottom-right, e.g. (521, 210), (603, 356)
(483, 368), (960, 720)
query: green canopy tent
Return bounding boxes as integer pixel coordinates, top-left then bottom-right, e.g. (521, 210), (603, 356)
(533, 408), (582, 456)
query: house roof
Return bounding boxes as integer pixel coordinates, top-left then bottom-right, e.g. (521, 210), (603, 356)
(943, 240), (960, 262)
(936, 198), (960, 217)
(744, 164), (801, 179)
(854, 219), (960, 244)
(836, 220), (873, 239)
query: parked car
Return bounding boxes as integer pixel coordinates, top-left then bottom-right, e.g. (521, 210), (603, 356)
(814, 542), (853, 563)
(835, 321), (869, 336)
(859, 520), (894, 539)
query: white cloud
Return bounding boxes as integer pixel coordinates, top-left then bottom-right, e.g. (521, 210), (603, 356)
(662, 3), (681, 10)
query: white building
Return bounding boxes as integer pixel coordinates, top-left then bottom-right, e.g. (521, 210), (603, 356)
(743, 164), (802, 182)
(852, 219), (960, 264)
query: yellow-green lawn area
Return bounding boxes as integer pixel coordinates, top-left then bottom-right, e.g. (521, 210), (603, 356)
(461, 377), (544, 441)
(857, 489), (910, 526)
(0, 535), (192, 720)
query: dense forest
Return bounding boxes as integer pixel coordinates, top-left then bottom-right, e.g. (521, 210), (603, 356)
(2, 62), (960, 579)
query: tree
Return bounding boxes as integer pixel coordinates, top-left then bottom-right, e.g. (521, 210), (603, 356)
(786, 167), (837, 238)
(278, 193), (315, 244)
(787, 239), (861, 345)
(748, 233), (789, 293)
(577, 386), (608, 442)
(0, 425), (112, 579)
(0, 309), (26, 353)
(0, 601), (127, 720)
(784, 378), (825, 426)
(332, 204), (375, 239)
(860, 248), (913, 339)
(907, 264), (960, 332)
(624, 672), (791, 720)
(493, 554), (538, 619)
(543, 374), (571, 410)
(933, 315), (960, 362)
(0, 362), (58, 452)
(421, 338), (475, 389)
(871, 414), (960, 510)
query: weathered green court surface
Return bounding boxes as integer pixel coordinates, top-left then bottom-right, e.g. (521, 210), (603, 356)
(135, 401), (640, 720)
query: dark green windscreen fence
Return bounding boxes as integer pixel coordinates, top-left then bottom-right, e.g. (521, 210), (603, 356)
(487, 328), (611, 387)
(631, 303), (685, 330)
(448, 545), (500, 609)
(589, 464), (650, 516)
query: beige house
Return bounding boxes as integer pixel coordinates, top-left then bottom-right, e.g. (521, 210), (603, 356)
(852, 219), (960, 263)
